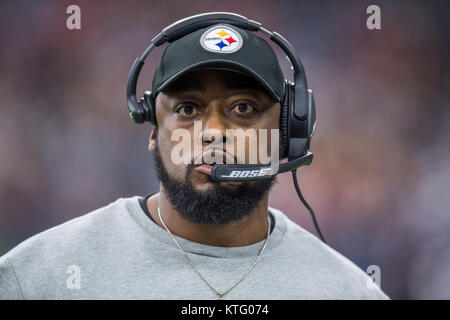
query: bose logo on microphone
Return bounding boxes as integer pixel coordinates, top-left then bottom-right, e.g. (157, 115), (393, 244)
(221, 168), (273, 178)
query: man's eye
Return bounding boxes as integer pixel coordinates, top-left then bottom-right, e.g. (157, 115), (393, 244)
(176, 104), (200, 116)
(230, 103), (255, 114)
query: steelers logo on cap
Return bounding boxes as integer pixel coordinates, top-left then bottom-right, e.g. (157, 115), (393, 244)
(200, 25), (243, 54)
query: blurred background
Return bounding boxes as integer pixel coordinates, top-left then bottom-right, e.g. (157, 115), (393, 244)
(0, 0), (449, 299)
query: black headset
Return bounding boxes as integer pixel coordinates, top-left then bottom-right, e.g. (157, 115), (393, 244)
(126, 12), (326, 243)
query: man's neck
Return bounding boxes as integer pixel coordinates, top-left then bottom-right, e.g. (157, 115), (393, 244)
(145, 190), (270, 247)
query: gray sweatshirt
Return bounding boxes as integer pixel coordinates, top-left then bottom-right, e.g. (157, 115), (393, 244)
(0, 195), (389, 300)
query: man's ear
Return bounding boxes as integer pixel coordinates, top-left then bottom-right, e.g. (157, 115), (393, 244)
(148, 127), (157, 152)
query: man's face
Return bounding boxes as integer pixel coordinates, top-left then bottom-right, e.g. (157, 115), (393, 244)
(150, 68), (281, 224)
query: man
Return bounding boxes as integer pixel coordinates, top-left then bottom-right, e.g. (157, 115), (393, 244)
(0, 22), (388, 300)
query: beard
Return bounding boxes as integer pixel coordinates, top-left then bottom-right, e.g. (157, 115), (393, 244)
(153, 142), (276, 225)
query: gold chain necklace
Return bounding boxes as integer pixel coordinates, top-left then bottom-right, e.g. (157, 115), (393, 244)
(157, 206), (271, 300)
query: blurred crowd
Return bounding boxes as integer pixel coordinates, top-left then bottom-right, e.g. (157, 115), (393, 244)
(0, 0), (449, 299)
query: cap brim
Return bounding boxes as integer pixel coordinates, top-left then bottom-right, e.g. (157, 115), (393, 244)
(155, 60), (281, 102)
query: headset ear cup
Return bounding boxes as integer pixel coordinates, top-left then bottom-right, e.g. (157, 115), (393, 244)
(307, 89), (316, 150)
(144, 91), (157, 125)
(279, 81), (290, 158)
(133, 97), (145, 123)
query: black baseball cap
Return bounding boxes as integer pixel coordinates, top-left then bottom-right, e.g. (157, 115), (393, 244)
(151, 23), (285, 102)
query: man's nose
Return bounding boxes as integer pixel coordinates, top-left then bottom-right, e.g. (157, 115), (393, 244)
(201, 108), (228, 146)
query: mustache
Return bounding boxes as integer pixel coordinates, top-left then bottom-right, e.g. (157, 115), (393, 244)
(192, 146), (243, 165)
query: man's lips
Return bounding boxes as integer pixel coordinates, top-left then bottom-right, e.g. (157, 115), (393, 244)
(193, 163), (243, 186)
(194, 163), (213, 176)
(193, 150), (236, 177)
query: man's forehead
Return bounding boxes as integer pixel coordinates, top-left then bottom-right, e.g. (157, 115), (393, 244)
(162, 68), (272, 98)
